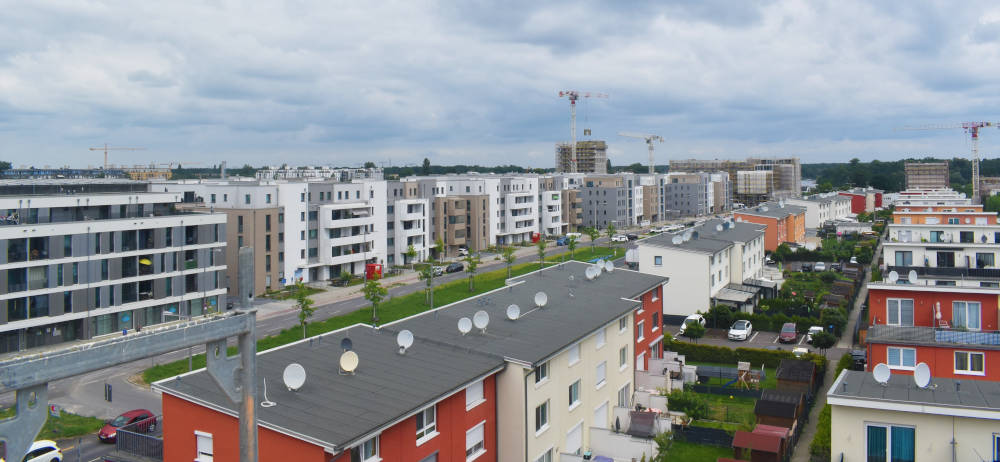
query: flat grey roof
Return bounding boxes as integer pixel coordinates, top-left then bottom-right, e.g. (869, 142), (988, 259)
(640, 218), (764, 254)
(385, 261), (667, 367)
(830, 370), (1000, 411)
(154, 324), (505, 450)
(735, 201), (806, 219)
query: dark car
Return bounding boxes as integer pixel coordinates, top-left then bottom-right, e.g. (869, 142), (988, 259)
(778, 322), (798, 343)
(98, 409), (155, 443)
(626, 233), (639, 241)
(830, 262), (842, 272)
(445, 262), (464, 273)
(849, 349), (867, 371)
(800, 263), (813, 272)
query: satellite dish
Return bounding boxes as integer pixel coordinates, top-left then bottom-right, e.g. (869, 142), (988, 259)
(779, 200), (785, 208)
(585, 266), (599, 280)
(534, 291), (548, 308)
(506, 304), (520, 320)
(473, 310), (490, 331)
(671, 235), (683, 245)
(396, 330), (414, 354)
(914, 362), (931, 388)
(761, 206), (769, 212)
(591, 263), (603, 277)
(340, 337), (353, 352)
(872, 363), (891, 385)
(907, 270), (918, 284)
(282, 363), (306, 391)
(965, 218), (971, 224)
(683, 231), (692, 242)
(339, 351), (359, 374)
(596, 259), (606, 269)
(716, 224), (723, 232)
(737, 217), (743, 222)
(887, 271), (899, 283)
(458, 317), (473, 335)
(604, 261), (614, 272)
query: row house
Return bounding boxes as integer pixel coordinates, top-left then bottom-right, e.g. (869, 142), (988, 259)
(155, 261), (668, 462)
(733, 201), (806, 251)
(1, 180), (227, 353)
(837, 187), (883, 214)
(637, 218), (766, 318)
(786, 194), (853, 229)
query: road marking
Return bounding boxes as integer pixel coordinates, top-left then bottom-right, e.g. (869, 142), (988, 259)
(62, 445), (76, 450)
(749, 332), (759, 343)
(772, 334), (779, 344)
(798, 335), (807, 345)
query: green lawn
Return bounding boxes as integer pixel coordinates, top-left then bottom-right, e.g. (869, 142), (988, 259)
(544, 246), (620, 263)
(262, 285), (325, 300)
(687, 360), (778, 389)
(143, 259), (564, 384)
(662, 440), (735, 462)
(689, 419), (750, 432)
(0, 407), (104, 440)
(700, 394), (757, 428)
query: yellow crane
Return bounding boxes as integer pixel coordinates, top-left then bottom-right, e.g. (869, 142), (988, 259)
(89, 144), (145, 169)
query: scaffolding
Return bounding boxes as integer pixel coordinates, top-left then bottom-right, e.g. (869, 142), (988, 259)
(555, 140), (608, 174)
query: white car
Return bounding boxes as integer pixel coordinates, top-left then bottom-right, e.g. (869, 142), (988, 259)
(849, 256), (858, 264)
(678, 313), (706, 335)
(727, 320), (753, 341)
(611, 234), (629, 242)
(792, 347), (810, 357)
(806, 326), (825, 344)
(814, 262), (826, 272)
(3, 440), (63, 462)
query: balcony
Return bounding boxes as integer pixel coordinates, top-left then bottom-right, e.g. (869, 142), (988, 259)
(867, 324), (1000, 348)
(885, 265), (1000, 279)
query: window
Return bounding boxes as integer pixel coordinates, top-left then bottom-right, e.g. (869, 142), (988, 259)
(415, 406), (436, 441)
(886, 299), (913, 326)
(866, 424), (914, 462)
(266, 193), (272, 204)
(887, 347), (916, 369)
(568, 380), (581, 409)
(300, 211), (305, 222)
(617, 383), (630, 408)
(993, 433), (1000, 462)
(465, 380), (484, 409)
(534, 400), (549, 433)
(568, 343), (580, 365)
(652, 286), (660, 302)
(619, 346), (628, 369)
(237, 216), (244, 233)
(359, 436), (378, 462)
(300, 192), (305, 202)
(654, 255), (662, 266)
(960, 231), (974, 243)
(595, 329), (605, 348)
(465, 421), (486, 460)
(210, 193), (216, 203)
(619, 317), (627, 332)
(566, 422), (583, 455)
(244, 194), (251, 204)
(596, 361), (606, 388)
(594, 401), (609, 429)
(652, 312), (660, 330)
(937, 251), (955, 267)
(976, 252), (995, 268)
(534, 449), (553, 462)
(195, 431), (213, 462)
(954, 351), (985, 375)
(534, 362), (548, 384)
(637, 321), (645, 341)
(894, 251), (912, 266)
(953, 301), (981, 330)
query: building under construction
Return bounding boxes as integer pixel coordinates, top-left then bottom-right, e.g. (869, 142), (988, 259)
(555, 140), (608, 174)
(904, 161), (950, 189)
(670, 157), (801, 206)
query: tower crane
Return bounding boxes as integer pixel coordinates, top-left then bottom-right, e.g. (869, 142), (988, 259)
(897, 122), (999, 203)
(618, 132), (664, 174)
(89, 144), (145, 170)
(558, 90), (608, 173)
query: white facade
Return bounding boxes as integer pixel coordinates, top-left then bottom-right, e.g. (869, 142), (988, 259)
(787, 194), (853, 228)
(498, 176), (540, 245)
(387, 198), (429, 266)
(637, 243), (714, 317)
(539, 190), (564, 236)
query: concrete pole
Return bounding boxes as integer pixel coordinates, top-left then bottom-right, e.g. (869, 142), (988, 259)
(238, 247), (254, 309)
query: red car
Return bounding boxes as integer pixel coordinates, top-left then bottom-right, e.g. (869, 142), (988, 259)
(778, 322), (798, 343)
(98, 409), (155, 443)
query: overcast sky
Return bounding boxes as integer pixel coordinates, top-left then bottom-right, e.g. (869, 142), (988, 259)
(2, 1), (1000, 169)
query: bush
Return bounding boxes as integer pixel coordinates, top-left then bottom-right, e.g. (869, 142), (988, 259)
(666, 339), (827, 371)
(810, 404), (832, 457)
(683, 322), (706, 341)
(666, 389), (710, 421)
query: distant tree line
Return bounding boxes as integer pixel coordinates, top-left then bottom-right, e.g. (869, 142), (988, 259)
(802, 156), (1000, 194)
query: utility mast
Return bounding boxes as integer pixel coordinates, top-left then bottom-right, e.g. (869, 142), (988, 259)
(618, 132), (664, 174)
(898, 122), (999, 202)
(558, 91), (607, 173)
(89, 144), (145, 169)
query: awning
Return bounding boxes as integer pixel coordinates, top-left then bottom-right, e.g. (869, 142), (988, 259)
(627, 411), (657, 438)
(716, 287), (756, 303)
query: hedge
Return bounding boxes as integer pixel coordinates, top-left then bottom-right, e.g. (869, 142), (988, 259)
(665, 337), (828, 371)
(705, 307), (849, 337)
(810, 351), (854, 458)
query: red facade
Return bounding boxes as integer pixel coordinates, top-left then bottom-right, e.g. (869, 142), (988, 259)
(163, 375), (498, 462)
(839, 192), (867, 214)
(867, 287), (998, 330)
(634, 284), (665, 371)
(874, 192), (883, 209)
(867, 343), (1000, 381)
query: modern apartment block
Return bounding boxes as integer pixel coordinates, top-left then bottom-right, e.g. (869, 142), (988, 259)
(579, 175), (628, 229)
(0, 180), (227, 353)
(255, 166), (384, 181)
(904, 161), (950, 190)
(670, 157), (800, 206)
(541, 174), (583, 234)
(662, 172), (729, 218)
(555, 140), (608, 174)
(882, 208), (1000, 284)
(786, 194), (853, 228)
(733, 201), (807, 251)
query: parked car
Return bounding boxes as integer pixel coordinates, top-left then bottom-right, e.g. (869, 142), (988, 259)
(98, 409), (155, 443)
(849, 256), (858, 264)
(727, 320), (753, 341)
(3, 440), (63, 462)
(610, 234), (629, 242)
(457, 246), (469, 257)
(830, 262), (842, 272)
(678, 313), (706, 335)
(626, 233), (639, 241)
(432, 266), (444, 277)
(555, 236), (568, 246)
(814, 262), (826, 272)
(800, 263), (813, 272)
(566, 232), (582, 240)
(792, 347), (809, 357)
(445, 262), (464, 273)
(778, 322), (798, 343)
(848, 349), (867, 371)
(806, 326), (825, 344)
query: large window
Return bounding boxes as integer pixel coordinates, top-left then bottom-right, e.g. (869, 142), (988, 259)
(637, 321), (645, 341)
(568, 380), (581, 409)
(887, 347), (916, 369)
(619, 345), (628, 369)
(977, 252), (995, 268)
(936, 251), (955, 268)
(535, 400), (549, 433)
(954, 351), (985, 375)
(465, 421), (486, 461)
(953, 301), (981, 330)
(466, 380), (484, 409)
(619, 317), (627, 332)
(595, 329), (605, 348)
(886, 299), (914, 326)
(866, 424), (914, 462)
(617, 383), (630, 408)
(894, 251), (912, 266)
(415, 406), (436, 441)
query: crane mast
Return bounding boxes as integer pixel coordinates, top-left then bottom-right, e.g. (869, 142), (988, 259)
(898, 122), (999, 203)
(89, 144), (146, 170)
(558, 91), (607, 173)
(618, 132), (664, 174)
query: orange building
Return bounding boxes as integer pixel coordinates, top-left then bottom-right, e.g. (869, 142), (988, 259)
(734, 202), (806, 251)
(891, 208), (996, 225)
(155, 325), (504, 462)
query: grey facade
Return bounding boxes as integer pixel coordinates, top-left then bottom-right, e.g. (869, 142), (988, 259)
(580, 175), (628, 229)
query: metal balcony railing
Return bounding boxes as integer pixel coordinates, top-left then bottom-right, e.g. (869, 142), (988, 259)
(867, 324), (1000, 347)
(885, 265), (1000, 279)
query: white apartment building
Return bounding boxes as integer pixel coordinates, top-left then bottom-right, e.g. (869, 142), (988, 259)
(637, 218), (767, 317)
(539, 189), (564, 236)
(0, 180), (227, 353)
(497, 176), (540, 245)
(883, 213), (1000, 287)
(787, 194), (853, 228)
(255, 166), (383, 181)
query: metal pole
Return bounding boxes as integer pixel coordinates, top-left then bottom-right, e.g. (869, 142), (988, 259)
(238, 310), (258, 462)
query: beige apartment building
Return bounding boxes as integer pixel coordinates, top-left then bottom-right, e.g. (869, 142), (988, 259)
(905, 161), (950, 189)
(430, 195), (490, 256)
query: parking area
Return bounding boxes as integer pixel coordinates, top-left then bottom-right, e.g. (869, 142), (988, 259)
(669, 325), (816, 351)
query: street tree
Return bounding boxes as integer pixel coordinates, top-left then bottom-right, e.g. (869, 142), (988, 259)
(294, 280), (315, 338)
(811, 331), (837, 357)
(405, 244), (418, 269)
(419, 266), (435, 307)
(501, 246), (516, 278)
(363, 276), (388, 324)
(536, 239), (547, 270)
(567, 235), (578, 259)
(584, 227), (601, 251)
(464, 253), (481, 291)
(684, 322), (706, 343)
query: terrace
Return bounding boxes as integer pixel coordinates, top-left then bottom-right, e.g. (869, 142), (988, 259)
(866, 324), (1000, 349)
